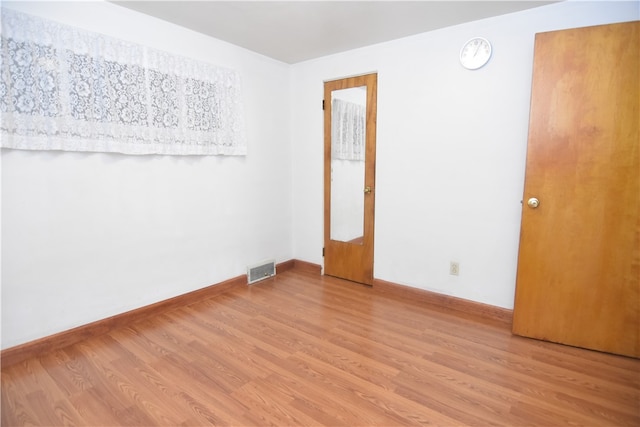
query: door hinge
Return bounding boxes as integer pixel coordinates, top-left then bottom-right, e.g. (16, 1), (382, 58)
(322, 100), (325, 110)
(322, 247), (325, 257)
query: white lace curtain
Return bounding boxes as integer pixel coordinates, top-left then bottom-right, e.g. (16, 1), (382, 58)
(0, 8), (246, 156)
(331, 98), (365, 161)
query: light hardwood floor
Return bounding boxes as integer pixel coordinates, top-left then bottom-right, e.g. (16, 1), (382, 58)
(2, 268), (639, 426)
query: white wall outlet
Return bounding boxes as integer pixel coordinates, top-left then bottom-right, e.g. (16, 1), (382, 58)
(450, 261), (460, 276)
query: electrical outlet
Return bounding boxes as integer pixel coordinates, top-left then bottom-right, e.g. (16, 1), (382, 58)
(450, 261), (460, 276)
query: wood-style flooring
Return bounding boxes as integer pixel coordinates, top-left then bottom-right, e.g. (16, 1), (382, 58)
(2, 268), (639, 426)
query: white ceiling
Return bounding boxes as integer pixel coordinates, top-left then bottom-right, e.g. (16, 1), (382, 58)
(111, 1), (558, 64)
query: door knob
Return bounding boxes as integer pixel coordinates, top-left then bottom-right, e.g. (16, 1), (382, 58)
(364, 186), (372, 194)
(527, 197), (540, 208)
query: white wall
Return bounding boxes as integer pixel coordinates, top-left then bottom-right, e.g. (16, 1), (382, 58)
(3, 0), (637, 350)
(1, 1), (292, 349)
(291, 1), (639, 309)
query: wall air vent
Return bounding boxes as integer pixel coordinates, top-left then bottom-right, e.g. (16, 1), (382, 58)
(247, 260), (276, 285)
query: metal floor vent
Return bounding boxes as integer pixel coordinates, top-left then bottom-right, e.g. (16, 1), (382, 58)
(247, 260), (276, 284)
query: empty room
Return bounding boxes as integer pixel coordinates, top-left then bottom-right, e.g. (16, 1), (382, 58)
(1, 0), (638, 425)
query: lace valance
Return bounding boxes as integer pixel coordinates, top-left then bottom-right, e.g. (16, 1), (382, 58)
(331, 98), (365, 161)
(0, 8), (246, 156)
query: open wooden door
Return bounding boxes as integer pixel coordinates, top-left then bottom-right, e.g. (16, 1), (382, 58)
(512, 22), (639, 357)
(324, 73), (377, 285)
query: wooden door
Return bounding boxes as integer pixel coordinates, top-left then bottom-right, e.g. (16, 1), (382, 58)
(324, 73), (377, 285)
(512, 22), (639, 358)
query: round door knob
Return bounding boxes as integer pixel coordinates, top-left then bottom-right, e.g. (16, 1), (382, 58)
(527, 197), (540, 209)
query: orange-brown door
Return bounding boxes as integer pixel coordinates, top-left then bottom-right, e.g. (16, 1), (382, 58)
(512, 22), (639, 358)
(324, 73), (377, 285)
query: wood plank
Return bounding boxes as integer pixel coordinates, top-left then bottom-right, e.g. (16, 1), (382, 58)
(2, 266), (639, 426)
(1, 260), (302, 367)
(1, 274), (246, 367)
(374, 277), (513, 325)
